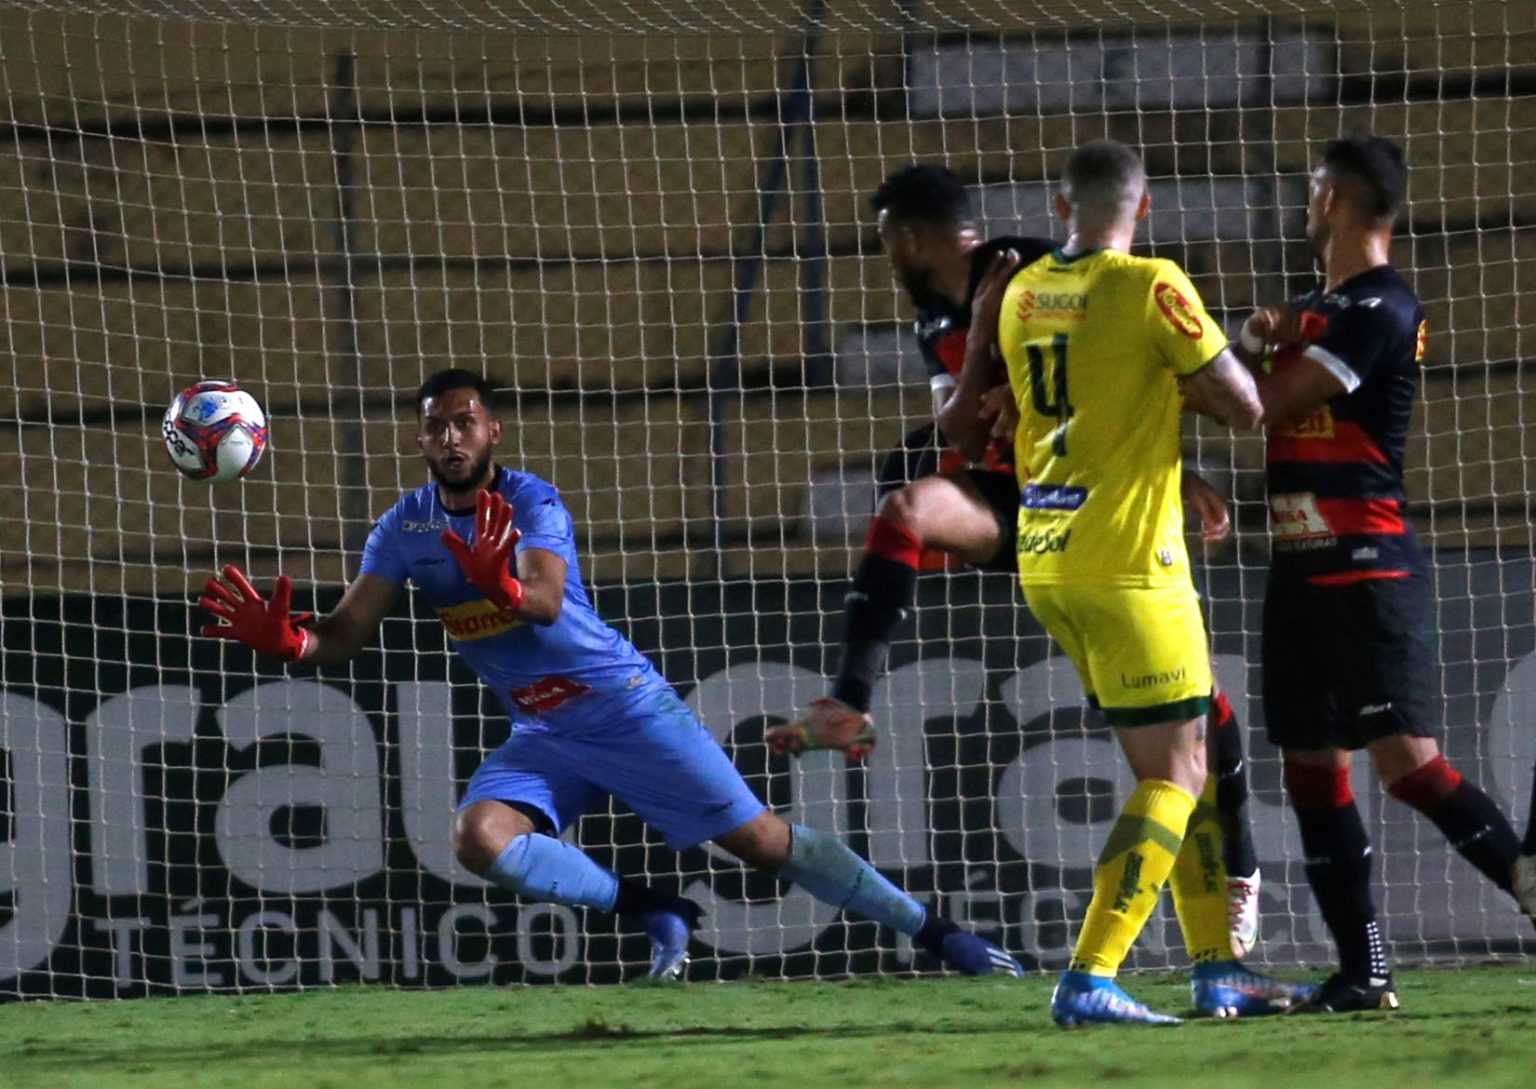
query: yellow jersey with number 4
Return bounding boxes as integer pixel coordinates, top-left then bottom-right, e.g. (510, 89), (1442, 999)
(998, 249), (1227, 587)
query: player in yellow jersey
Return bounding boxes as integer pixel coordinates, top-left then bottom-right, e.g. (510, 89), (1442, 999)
(941, 140), (1310, 1025)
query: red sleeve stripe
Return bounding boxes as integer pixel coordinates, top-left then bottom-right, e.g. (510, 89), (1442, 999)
(1306, 569), (1412, 587)
(1313, 497), (1406, 536)
(1267, 421), (1390, 465)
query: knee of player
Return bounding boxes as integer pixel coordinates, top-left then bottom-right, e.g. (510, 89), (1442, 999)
(452, 804), (522, 876)
(713, 811), (792, 874)
(876, 485), (924, 535)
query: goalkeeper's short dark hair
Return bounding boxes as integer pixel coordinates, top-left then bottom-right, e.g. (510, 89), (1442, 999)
(869, 164), (975, 229)
(417, 368), (496, 413)
(1323, 136), (1408, 221)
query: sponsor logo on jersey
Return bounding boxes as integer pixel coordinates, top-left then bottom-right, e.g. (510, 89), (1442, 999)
(1015, 290), (1088, 324)
(1269, 493), (1332, 540)
(509, 675), (592, 714)
(402, 518), (451, 533)
(1274, 405), (1335, 439)
(1020, 483), (1087, 511)
(1120, 664), (1187, 690)
(1017, 527), (1072, 555)
(1153, 281), (1203, 339)
(436, 598), (523, 641)
(1415, 320), (1428, 361)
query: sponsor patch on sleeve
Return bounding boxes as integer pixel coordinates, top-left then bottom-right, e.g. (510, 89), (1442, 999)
(1153, 281), (1204, 339)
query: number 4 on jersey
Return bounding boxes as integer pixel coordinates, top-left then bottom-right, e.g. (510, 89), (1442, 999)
(1027, 332), (1074, 455)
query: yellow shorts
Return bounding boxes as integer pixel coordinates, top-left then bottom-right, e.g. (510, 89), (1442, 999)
(1023, 581), (1213, 726)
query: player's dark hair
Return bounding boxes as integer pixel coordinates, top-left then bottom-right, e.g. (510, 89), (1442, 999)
(869, 164), (974, 230)
(416, 368), (495, 413)
(1322, 136), (1407, 221)
(1060, 139), (1145, 213)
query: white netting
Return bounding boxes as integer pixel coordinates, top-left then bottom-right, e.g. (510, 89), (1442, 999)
(0, 0), (1532, 997)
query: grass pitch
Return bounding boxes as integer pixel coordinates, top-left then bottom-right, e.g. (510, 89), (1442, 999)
(3, 966), (1534, 1089)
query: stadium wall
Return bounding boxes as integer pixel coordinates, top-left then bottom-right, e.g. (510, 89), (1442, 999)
(0, 1), (1532, 595)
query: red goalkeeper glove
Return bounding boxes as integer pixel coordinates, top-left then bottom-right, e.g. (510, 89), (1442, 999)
(199, 564), (314, 662)
(440, 489), (526, 611)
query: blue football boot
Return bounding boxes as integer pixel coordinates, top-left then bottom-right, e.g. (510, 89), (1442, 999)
(1051, 970), (1182, 1027)
(641, 897), (703, 981)
(915, 916), (1024, 976)
(1191, 959), (1319, 1018)
(935, 930), (1026, 977)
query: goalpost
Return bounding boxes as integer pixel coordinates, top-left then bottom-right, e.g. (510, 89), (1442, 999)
(0, 0), (1531, 997)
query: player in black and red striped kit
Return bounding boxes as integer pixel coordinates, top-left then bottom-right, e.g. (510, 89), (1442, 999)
(769, 164), (1266, 956)
(1238, 136), (1532, 1012)
(771, 165), (1052, 756)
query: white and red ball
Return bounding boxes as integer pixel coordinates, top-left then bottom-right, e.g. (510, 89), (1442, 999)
(161, 380), (269, 482)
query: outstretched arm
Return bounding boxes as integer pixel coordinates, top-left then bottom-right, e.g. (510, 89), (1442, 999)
(304, 574), (401, 665)
(200, 567), (398, 667)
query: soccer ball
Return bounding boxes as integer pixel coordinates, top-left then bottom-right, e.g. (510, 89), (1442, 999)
(161, 380), (269, 482)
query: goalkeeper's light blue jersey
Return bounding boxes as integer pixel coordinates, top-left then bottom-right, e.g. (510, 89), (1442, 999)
(360, 466), (667, 730)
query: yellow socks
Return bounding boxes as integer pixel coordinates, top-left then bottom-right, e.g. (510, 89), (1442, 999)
(1069, 779), (1196, 977)
(1168, 777), (1231, 965)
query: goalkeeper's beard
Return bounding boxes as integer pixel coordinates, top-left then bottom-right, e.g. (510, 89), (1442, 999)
(429, 447), (495, 496)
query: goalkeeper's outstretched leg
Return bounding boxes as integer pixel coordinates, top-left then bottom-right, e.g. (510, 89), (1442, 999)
(454, 798), (1025, 982)
(453, 684), (1023, 982)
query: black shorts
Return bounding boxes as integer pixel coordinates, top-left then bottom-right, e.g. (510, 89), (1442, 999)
(1262, 573), (1437, 751)
(876, 424), (1018, 573)
(963, 468), (1022, 573)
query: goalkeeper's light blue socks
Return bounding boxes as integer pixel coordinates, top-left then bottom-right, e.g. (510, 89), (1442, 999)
(750, 825), (1021, 973)
(483, 824), (932, 931)
(779, 823), (927, 935)
(485, 832), (621, 911)
(486, 832), (693, 918)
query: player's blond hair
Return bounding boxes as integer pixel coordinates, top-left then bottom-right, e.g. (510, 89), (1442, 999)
(1061, 139), (1146, 225)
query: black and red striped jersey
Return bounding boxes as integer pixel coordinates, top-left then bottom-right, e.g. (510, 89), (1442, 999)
(913, 234), (1054, 473)
(913, 235), (1055, 383)
(1265, 264), (1429, 584)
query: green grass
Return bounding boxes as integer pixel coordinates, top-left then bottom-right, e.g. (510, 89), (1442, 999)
(3, 967), (1535, 1089)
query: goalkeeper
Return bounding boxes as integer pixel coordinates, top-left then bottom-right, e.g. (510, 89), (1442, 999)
(774, 163), (1264, 957)
(199, 368), (1022, 982)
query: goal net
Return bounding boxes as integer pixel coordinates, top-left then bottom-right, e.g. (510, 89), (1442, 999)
(0, 0), (1531, 997)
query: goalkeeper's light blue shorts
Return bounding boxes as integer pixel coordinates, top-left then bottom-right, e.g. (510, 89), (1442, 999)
(459, 684), (766, 850)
